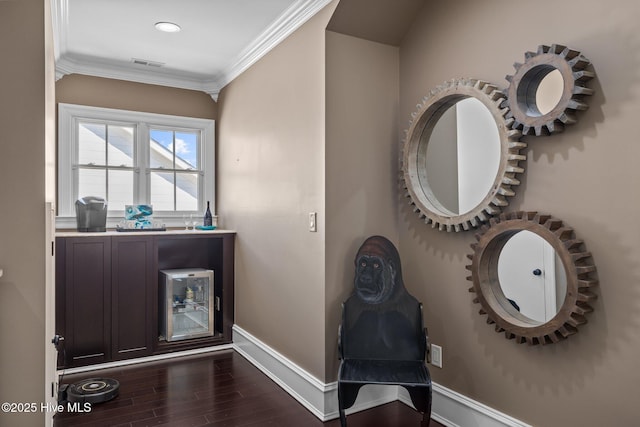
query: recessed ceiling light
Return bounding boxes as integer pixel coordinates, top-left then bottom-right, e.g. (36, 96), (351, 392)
(155, 22), (181, 33)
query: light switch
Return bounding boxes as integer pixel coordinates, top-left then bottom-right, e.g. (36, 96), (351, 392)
(309, 212), (317, 232)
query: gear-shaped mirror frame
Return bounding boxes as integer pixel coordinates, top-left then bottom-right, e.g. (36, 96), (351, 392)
(467, 211), (598, 345)
(402, 78), (525, 232)
(503, 44), (595, 136)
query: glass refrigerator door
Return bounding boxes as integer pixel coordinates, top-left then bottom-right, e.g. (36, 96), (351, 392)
(163, 270), (214, 341)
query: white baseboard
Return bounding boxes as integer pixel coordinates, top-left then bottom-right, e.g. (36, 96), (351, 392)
(232, 325), (397, 421)
(232, 324), (330, 419)
(398, 385), (532, 427)
(232, 324), (530, 426)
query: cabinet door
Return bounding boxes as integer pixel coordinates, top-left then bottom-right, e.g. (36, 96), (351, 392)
(111, 236), (154, 360)
(65, 237), (111, 367)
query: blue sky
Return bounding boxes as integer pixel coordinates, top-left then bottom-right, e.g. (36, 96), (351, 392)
(151, 129), (198, 168)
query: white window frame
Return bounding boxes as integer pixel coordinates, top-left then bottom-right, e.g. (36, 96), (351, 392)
(57, 103), (215, 229)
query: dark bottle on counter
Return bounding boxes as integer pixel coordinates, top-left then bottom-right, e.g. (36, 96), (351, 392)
(204, 201), (212, 226)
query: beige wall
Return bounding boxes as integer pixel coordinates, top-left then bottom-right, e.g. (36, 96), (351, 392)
(399, 0), (640, 425)
(0, 0), (54, 425)
(9, 0), (636, 424)
(217, 2), (338, 379)
(325, 31), (400, 380)
(56, 74), (217, 120)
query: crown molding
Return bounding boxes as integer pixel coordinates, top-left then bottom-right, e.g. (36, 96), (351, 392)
(51, 0), (68, 63)
(210, 0), (333, 90)
(55, 55), (212, 91)
(52, 0), (332, 101)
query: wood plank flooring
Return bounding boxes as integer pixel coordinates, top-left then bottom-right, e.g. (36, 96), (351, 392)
(54, 350), (444, 427)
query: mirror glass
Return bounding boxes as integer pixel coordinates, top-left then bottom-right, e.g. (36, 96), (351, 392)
(468, 211), (598, 344)
(421, 97), (501, 215)
(403, 78), (526, 232)
(497, 230), (567, 323)
(535, 69), (564, 115)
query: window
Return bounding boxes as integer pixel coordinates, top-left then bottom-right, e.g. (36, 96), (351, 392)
(58, 103), (215, 228)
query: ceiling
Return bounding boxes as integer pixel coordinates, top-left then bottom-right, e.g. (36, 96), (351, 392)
(52, 0), (332, 100)
(326, 0), (425, 46)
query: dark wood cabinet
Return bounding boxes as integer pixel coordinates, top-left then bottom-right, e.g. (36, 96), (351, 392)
(111, 236), (154, 361)
(57, 237), (112, 367)
(56, 231), (235, 369)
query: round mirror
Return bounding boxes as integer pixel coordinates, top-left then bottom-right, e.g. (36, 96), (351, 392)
(535, 69), (564, 115)
(504, 44), (594, 136)
(467, 211), (598, 345)
(497, 230), (567, 323)
(402, 78), (526, 232)
(424, 97), (501, 215)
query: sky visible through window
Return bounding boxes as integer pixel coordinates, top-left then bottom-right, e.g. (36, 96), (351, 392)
(151, 129), (198, 168)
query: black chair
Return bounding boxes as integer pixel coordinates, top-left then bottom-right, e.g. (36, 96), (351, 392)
(337, 235), (432, 427)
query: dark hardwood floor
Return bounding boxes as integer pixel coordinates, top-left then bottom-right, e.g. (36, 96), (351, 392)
(54, 350), (444, 427)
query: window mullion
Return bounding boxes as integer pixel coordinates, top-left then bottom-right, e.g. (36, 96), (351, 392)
(172, 131), (177, 211)
(137, 123), (149, 204)
(104, 124), (110, 204)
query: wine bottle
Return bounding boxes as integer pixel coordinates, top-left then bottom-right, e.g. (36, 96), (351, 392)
(204, 201), (212, 226)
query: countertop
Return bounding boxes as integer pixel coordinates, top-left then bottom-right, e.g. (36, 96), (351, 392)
(56, 229), (236, 237)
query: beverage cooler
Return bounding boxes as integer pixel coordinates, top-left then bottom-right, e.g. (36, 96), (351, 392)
(160, 268), (214, 342)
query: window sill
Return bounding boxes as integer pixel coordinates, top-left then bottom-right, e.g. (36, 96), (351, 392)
(55, 229), (235, 237)
(55, 215), (217, 230)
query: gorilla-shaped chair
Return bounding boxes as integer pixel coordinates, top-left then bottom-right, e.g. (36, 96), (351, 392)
(337, 235), (432, 426)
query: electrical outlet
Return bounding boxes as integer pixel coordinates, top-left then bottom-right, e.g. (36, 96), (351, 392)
(309, 212), (317, 232)
(431, 344), (442, 368)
